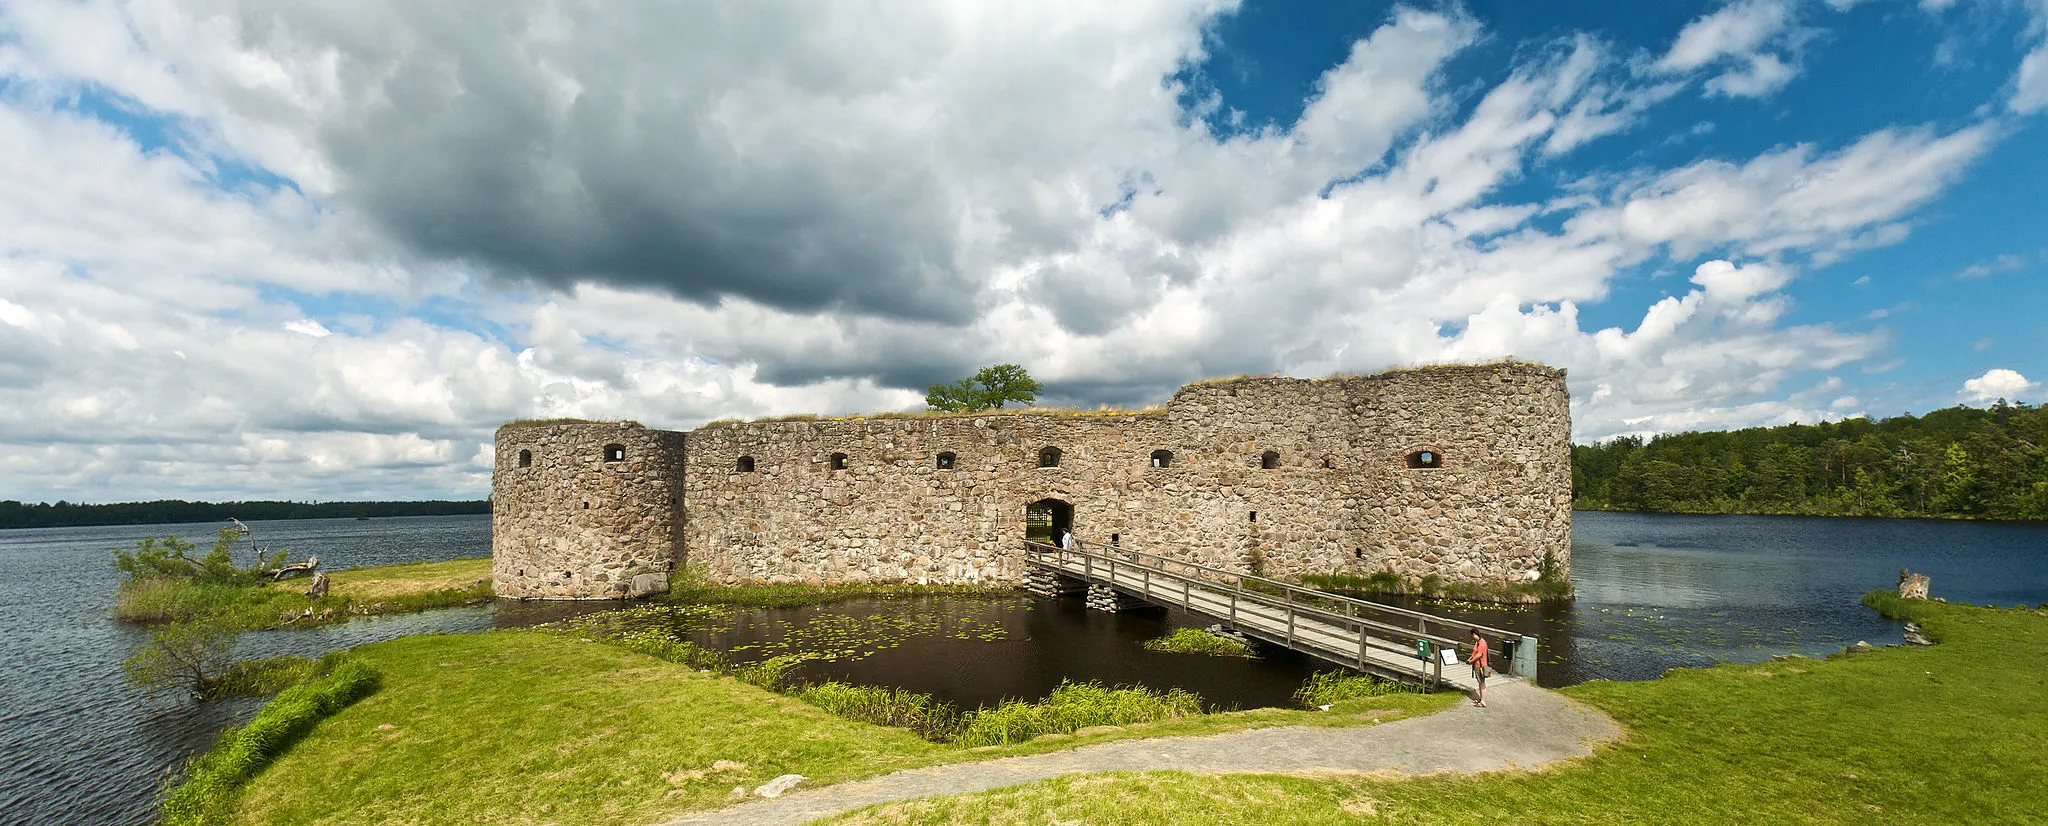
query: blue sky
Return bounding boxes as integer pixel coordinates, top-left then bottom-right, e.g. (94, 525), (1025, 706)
(0, 0), (2043, 501)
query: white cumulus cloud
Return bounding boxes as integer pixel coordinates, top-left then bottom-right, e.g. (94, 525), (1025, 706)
(1961, 369), (2036, 403)
(1655, 0), (1813, 98)
(0, 1), (2014, 500)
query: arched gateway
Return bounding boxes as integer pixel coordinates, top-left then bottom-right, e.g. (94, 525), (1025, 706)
(1024, 498), (1073, 544)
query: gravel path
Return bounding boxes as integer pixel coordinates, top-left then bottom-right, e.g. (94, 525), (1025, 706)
(654, 680), (1622, 826)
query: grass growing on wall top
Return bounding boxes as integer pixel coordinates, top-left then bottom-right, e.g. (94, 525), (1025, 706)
(694, 404), (1167, 430)
(822, 596), (2048, 825)
(496, 417), (641, 430)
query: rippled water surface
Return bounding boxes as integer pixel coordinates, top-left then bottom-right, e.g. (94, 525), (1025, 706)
(4, 511), (2045, 824)
(1395, 512), (2048, 686)
(0, 515), (490, 826)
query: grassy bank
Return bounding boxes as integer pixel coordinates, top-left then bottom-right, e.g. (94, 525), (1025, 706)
(116, 558), (493, 631)
(828, 596), (2048, 825)
(219, 630), (1452, 825)
(162, 658), (380, 826)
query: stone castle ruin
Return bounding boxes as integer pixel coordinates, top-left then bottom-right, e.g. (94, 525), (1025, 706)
(491, 361), (1573, 600)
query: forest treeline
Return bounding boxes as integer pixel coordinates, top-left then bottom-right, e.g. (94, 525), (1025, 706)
(1573, 400), (2048, 520)
(0, 499), (490, 530)
(12, 402), (2046, 528)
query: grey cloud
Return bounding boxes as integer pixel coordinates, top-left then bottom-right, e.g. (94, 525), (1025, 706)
(214, 2), (1082, 323)
(1028, 249), (1197, 336)
(175, 1), (1267, 328)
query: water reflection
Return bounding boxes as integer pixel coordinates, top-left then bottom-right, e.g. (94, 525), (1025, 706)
(1358, 512), (2048, 687)
(509, 596), (1327, 712)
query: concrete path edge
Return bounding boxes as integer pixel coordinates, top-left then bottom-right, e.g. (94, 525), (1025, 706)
(654, 680), (1624, 826)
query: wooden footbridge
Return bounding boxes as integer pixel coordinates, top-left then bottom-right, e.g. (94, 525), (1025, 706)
(1022, 539), (1535, 692)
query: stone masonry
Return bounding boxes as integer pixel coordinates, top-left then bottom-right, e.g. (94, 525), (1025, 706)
(492, 422), (685, 598)
(491, 362), (1572, 599)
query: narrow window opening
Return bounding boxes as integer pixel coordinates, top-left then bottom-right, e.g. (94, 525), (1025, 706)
(1248, 511), (1257, 522)
(1405, 449), (1442, 469)
(830, 452), (848, 470)
(736, 456), (756, 473)
(1149, 449), (1173, 469)
(583, 502), (590, 510)
(518, 449), (532, 468)
(603, 444), (626, 463)
(1321, 454), (1335, 469)
(1260, 450), (1279, 470)
(1110, 533), (1120, 546)
(936, 451), (956, 469)
(1354, 548), (1364, 560)
(1038, 446), (1062, 468)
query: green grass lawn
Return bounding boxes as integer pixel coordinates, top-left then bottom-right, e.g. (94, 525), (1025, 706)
(220, 631), (1453, 825)
(311, 557), (493, 601)
(826, 598), (2048, 825)
(118, 558), (493, 631)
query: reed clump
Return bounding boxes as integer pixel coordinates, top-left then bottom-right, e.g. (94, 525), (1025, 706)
(794, 682), (963, 741)
(1141, 627), (1256, 657)
(1292, 670), (1415, 708)
(951, 681), (1203, 747)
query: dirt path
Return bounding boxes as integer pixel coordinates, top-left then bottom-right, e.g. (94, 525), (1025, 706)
(654, 680), (1622, 826)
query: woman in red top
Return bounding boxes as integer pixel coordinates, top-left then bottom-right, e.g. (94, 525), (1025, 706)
(1467, 628), (1489, 708)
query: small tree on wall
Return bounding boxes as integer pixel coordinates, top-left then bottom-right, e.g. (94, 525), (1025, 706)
(925, 364), (1043, 412)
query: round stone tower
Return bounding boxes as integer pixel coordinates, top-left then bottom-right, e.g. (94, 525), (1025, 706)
(492, 421), (685, 599)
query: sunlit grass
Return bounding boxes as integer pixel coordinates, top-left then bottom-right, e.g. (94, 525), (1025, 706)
(219, 629), (1456, 825)
(825, 596), (2048, 825)
(116, 558), (492, 631)
(163, 658), (379, 826)
(228, 632), (951, 826)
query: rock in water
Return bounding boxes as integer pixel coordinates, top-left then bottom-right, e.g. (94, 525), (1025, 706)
(753, 774), (803, 798)
(1896, 569), (1930, 599)
(306, 571), (330, 599)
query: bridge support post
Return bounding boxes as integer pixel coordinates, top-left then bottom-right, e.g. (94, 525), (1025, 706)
(1021, 566), (1085, 598)
(1084, 583), (1153, 613)
(1512, 634), (1539, 680)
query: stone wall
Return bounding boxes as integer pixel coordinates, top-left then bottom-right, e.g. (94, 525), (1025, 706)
(491, 362), (1572, 598)
(492, 421), (685, 598)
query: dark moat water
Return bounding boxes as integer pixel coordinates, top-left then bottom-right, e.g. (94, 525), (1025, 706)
(4, 511), (2045, 824)
(493, 596), (1326, 712)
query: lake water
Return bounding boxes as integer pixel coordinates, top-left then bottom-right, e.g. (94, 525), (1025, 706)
(2, 511), (2043, 825)
(0, 516), (492, 826)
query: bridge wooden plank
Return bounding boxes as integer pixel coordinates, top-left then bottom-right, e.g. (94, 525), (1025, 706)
(1030, 554), (1490, 692)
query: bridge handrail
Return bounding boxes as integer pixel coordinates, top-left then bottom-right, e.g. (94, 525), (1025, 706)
(1023, 538), (1515, 647)
(1025, 542), (1448, 673)
(1044, 547), (1459, 650)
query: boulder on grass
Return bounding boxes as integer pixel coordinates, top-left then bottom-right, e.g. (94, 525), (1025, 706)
(1896, 569), (1930, 600)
